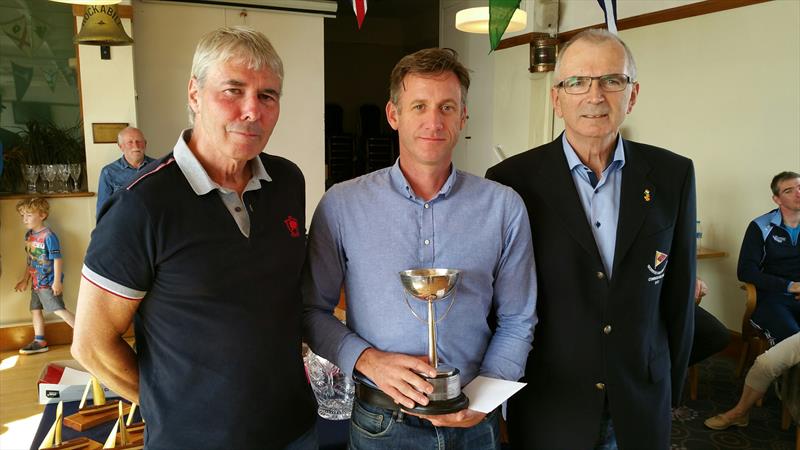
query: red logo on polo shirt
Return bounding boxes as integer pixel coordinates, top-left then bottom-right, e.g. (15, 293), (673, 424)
(284, 216), (300, 238)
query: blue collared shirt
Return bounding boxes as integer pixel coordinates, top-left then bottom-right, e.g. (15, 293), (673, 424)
(562, 133), (625, 278)
(303, 160), (537, 385)
(97, 154), (155, 212)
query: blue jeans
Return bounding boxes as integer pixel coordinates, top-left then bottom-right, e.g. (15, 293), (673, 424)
(284, 425), (318, 450)
(348, 398), (500, 450)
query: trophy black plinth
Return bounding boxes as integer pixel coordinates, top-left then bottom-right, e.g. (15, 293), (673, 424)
(402, 366), (470, 415)
(404, 392), (469, 415)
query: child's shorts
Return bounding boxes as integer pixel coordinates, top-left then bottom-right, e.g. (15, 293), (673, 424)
(30, 288), (66, 312)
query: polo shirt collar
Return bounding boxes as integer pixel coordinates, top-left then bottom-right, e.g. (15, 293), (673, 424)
(768, 208), (784, 228)
(389, 158), (457, 201)
(173, 128), (271, 196)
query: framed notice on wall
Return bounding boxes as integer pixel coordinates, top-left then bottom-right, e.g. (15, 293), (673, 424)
(92, 123), (129, 144)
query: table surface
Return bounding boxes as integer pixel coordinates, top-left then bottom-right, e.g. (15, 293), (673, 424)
(697, 246), (726, 259)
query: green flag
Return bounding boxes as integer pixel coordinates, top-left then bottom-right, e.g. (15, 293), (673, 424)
(489, 0), (521, 52)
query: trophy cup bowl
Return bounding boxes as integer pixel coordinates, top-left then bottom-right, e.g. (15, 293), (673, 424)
(398, 268), (469, 415)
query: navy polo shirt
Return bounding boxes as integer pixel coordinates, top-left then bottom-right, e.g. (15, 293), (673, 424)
(82, 139), (316, 449)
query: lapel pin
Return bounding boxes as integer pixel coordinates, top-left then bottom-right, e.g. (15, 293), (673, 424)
(644, 189), (651, 202)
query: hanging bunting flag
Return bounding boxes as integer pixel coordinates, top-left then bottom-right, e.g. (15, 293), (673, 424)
(11, 62), (34, 101)
(43, 68), (59, 93)
(596, 0), (618, 34)
(57, 60), (76, 87)
(31, 16), (50, 52)
(489, 0), (521, 52)
(352, 0), (367, 29)
(1, 16), (31, 53)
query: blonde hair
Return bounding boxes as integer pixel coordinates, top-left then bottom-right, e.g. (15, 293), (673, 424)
(16, 197), (50, 219)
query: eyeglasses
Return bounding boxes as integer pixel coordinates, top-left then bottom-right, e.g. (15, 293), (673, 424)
(555, 74), (633, 95)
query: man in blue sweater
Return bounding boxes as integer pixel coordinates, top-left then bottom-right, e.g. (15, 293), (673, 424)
(738, 171), (800, 344)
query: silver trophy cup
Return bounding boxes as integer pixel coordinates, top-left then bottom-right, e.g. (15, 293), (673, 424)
(399, 268), (469, 415)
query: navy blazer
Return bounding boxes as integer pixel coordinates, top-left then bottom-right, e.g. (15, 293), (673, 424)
(486, 135), (696, 450)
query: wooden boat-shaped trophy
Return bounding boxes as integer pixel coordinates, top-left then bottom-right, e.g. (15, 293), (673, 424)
(101, 402), (143, 450)
(38, 401), (102, 450)
(64, 377), (131, 431)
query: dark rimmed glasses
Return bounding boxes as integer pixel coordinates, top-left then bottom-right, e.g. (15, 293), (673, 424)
(555, 74), (633, 94)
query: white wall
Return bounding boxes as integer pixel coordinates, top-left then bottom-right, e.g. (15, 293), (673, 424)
(132, 0), (325, 222)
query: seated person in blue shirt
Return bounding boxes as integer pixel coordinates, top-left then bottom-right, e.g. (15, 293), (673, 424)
(96, 126), (154, 213)
(303, 48), (537, 450)
(738, 171), (800, 345)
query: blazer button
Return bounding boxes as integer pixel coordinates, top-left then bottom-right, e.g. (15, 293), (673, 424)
(603, 325), (612, 335)
(595, 382), (605, 391)
(596, 271), (605, 280)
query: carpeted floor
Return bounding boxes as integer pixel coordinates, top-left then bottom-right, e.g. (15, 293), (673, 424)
(671, 355), (796, 450)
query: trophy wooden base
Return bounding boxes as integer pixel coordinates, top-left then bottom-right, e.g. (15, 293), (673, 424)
(41, 436), (103, 450)
(64, 400), (131, 431)
(115, 422), (145, 446)
(402, 392), (469, 415)
(105, 444), (144, 450)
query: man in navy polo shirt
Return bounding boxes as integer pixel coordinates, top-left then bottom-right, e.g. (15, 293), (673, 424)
(738, 171), (800, 344)
(71, 26), (317, 450)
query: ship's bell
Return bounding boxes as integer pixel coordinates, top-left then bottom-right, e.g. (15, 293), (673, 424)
(74, 4), (133, 46)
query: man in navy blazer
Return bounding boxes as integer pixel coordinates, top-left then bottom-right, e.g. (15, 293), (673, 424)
(486, 29), (696, 449)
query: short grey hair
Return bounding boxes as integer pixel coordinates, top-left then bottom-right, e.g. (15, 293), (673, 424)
(554, 28), (637, 81)
(117, 126), (144, 145)
(188, 26), (284, 125)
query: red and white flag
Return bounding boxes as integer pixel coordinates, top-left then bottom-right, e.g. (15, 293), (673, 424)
(352, 0), (367, 29)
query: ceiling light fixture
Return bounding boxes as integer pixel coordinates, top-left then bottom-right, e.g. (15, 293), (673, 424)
(49, 0), (121, 5)
(455, 6), (527, 34)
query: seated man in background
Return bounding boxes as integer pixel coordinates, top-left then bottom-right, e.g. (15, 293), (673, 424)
(96, 126), (154, 213)
(738, 171), (800, 345)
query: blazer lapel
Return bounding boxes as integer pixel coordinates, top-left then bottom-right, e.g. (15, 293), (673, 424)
(534, 140), (603, 262)
(612, 139), (653, 275)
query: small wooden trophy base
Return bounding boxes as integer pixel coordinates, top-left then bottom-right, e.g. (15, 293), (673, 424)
(64, 400), (131, 431)
(115, 422), (145, 446)
(105, 444), (143, 450)
(43, 436), (103, 450)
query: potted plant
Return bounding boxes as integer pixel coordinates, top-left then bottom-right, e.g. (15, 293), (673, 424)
(0, 120), (86, 193)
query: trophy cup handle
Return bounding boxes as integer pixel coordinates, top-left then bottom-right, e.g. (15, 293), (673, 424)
(401, 284), (459, 325)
